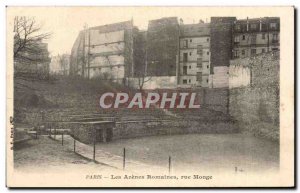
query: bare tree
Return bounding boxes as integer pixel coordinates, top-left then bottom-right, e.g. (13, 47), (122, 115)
(136, 63), (152, 91)
(57, 54), (69, 76)
(13, 16), (52, 62)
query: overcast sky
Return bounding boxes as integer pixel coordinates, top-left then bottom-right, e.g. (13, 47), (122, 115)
(7, 7), (283, 56)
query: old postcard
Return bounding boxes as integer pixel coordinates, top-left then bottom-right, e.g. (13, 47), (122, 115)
(6, 6), (294, 188)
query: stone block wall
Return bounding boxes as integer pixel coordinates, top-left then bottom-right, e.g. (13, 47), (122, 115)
(113, 119), (239, 140)
(229, 51), (279, 141)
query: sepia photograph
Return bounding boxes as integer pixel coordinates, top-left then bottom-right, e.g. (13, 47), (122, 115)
(5, 6), (294, 188)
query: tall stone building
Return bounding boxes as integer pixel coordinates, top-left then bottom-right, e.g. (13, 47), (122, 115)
(69, 16), (280, 89)
(210, 17), (237, 88)
(178, 22), (211, 87)
(146, 17), (180, 76)
(232, 17), (280, 59)
(70, 20), (136, 82)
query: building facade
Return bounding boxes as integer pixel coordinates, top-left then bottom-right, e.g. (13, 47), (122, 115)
(178, 23), (211, 87)
(70, 20), (135, 82)
(209, 17), (237, 88)
(232, 17), (280, 59)
(69, 16), (280, 89)
(146, 17), (180, 77)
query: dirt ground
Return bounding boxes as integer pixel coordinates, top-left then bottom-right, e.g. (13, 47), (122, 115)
(13, 136), (118, 173)
(97, 133), (279, 174)
(14, 133), (279, 175)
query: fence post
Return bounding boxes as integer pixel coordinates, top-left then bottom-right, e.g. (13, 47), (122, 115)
(169, 156), (171, 174)
(93, 140), (96, 162)
(62, 133), (64, 146)
(123, 148), (126, 170)
(74, 139), (76, 152)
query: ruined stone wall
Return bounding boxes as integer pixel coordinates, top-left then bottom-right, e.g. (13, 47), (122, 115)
(113, 119), (238, 140)
(229, 51), (279, 141)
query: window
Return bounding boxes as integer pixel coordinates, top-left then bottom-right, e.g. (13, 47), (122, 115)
(273, 34), (279, 41)
(251, 49), (256, 56)
(183, 66), (187, 75)
(183, 79), (187, 84)
(197, 72), (202, 82)
(181, 40), (188, 48)
(206, 79), (209, 83)
(183, 53), (188, 62)
(242, 50), (245, 55)
(197, 45), (203, 55)
(235, 24), (241, 31)
(207, 51), (209, 55)
(234, 50), (239, 58)
(207, 65), (209, 69)
(207, 38), (209, 42)
(190, 39), (192, 42)
(270, 23), (277, 30)
(250, 34), (257, 44)
(262, 33), (265, 39)
(197, 58), (202, 68)
(189, 52), (192, 56)
(242, 35), (246, 40)
(250, 23), (257, 30)
(234, 36), (240, 43)
(189, 66), (191, 69)
(261, 23), (267, 31)
(188, 79), (191, 83)
(262, 48), (265, 53)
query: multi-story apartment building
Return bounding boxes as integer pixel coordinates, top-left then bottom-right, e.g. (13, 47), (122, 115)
(178, 23), (211, 87)
(232, 17), (280, 59)
(69, 16), (279, 89)
(70, 20), (136, 82)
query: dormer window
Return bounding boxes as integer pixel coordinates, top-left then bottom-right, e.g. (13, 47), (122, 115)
(250, 23), (257, 30)
(270, 23), (277, 30)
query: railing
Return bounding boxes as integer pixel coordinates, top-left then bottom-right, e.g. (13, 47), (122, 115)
(47, 132), (171, 174)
